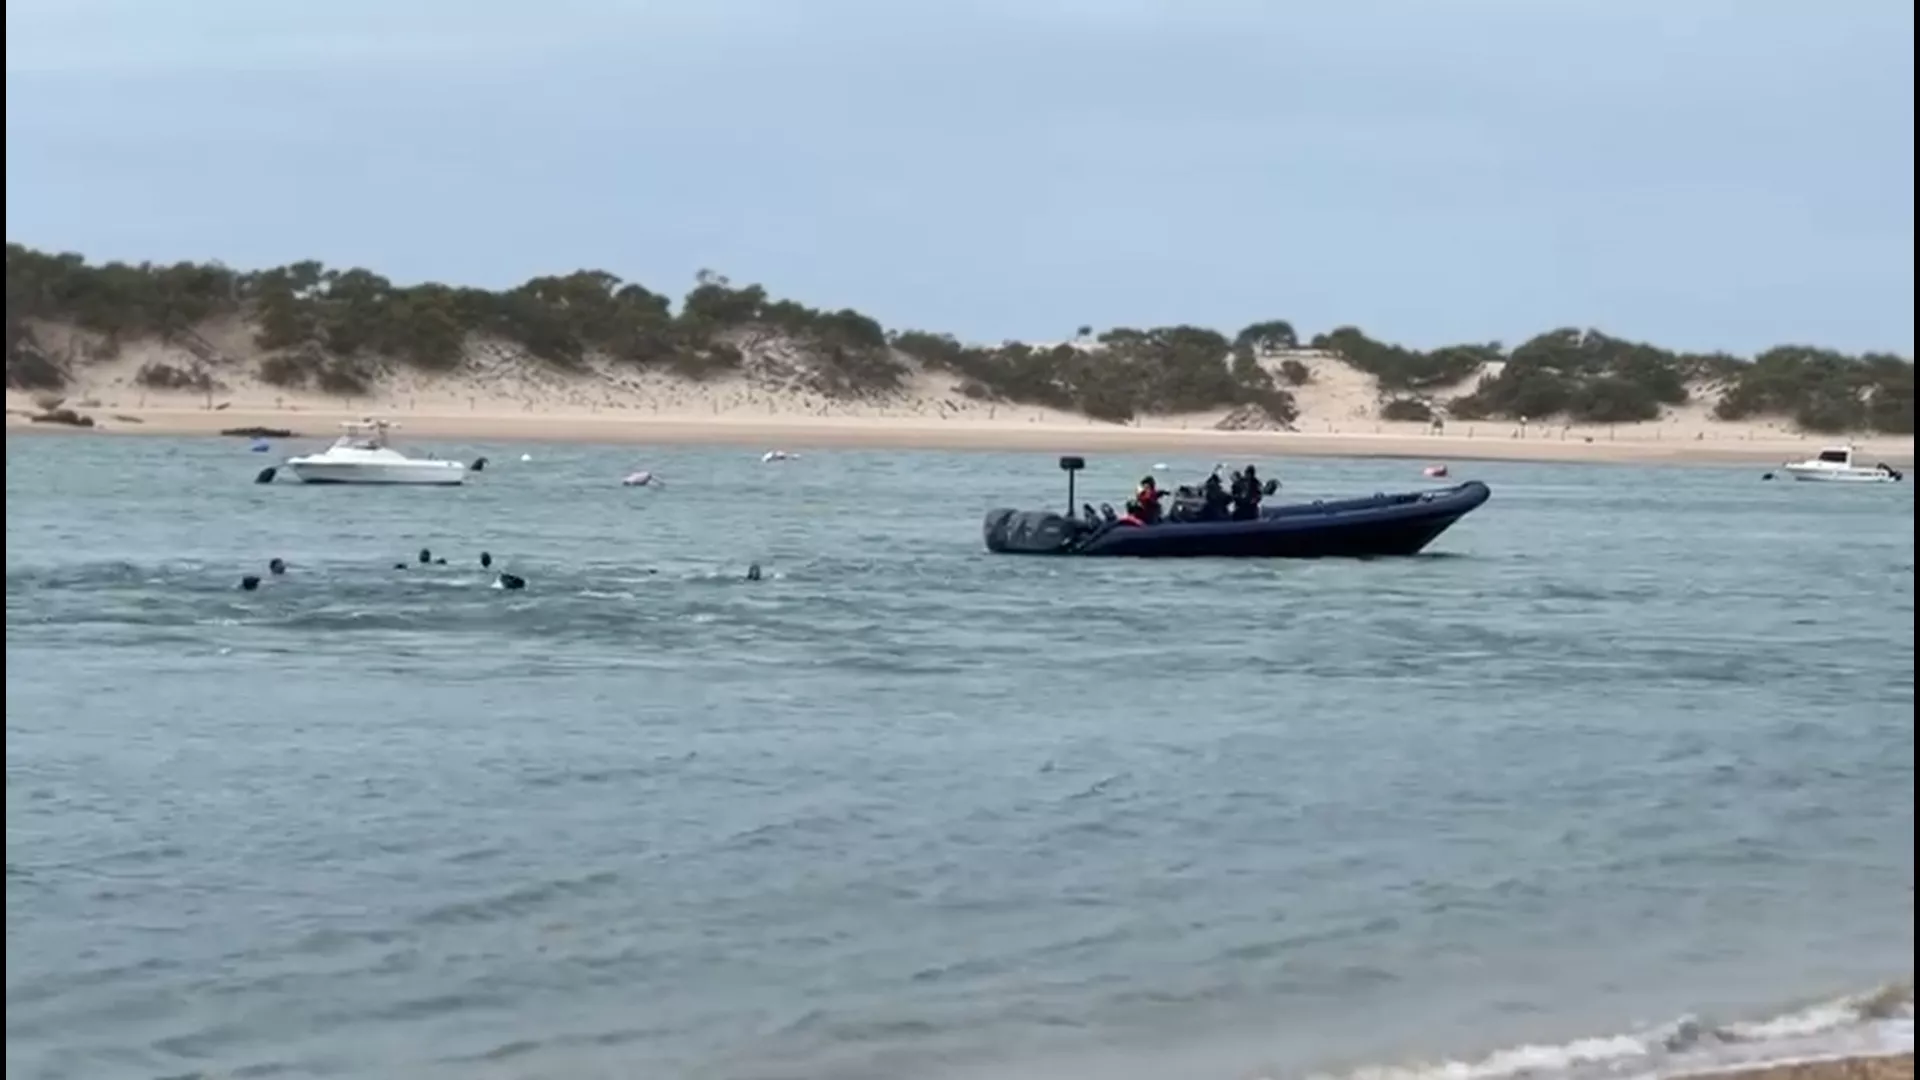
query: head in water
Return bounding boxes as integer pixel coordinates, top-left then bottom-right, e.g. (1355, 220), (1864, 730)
(480, 551), (493, 569)
(497, 572), (527, 591)
(239, 574), (261, 591)
(746, 563), (763, 581)
(418, 547), (432, 565)
(268, 558), (287, 576)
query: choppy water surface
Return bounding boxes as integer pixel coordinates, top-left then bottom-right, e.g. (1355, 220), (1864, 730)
(5, 434), (1914, 1080)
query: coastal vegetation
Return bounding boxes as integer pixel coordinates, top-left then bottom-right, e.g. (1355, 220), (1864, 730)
(5, 243), (1912, 434)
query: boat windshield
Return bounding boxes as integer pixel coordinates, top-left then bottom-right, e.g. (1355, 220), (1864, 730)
(330, 422), (391, 451)
(1816, 448), (1852, 464)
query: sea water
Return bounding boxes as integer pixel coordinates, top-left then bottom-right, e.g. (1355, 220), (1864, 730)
(4, 434), (1913, 1080)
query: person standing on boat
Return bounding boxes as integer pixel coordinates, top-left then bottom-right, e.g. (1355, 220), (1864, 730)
(1231, 464), (1264, 521)
(1200, 470), (1231, 521)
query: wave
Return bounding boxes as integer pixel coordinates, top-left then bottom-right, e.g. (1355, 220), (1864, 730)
(1297, 983), (1913, 1080)
(913, 983), (1913, 1080)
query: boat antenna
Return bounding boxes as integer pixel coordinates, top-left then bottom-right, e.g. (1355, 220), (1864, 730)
(1058, 455), (1086, 514)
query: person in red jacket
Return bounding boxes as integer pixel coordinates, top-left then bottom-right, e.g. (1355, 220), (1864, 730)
(1129, 476), (1167, 524)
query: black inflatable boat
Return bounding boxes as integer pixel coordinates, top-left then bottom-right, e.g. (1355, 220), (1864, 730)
(983, 457), (1491, 558)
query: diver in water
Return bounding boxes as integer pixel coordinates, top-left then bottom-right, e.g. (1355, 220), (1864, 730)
(1129, 476), (1166, 524)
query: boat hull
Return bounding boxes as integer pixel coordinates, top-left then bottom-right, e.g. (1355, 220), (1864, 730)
(1782, 467), (1899, 484)
(285, 461), (466, 485)
(985, 481), (1491, 558)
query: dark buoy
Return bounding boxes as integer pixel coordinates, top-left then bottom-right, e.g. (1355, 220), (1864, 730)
(254, 467), (277, 484)
(480, 551), (493, 569)
(239, 575), (261, 591)
(497, 572), (527, 591)
(746, 563), (763, 582)
(418, 547), (432, 565)
(470, 457), (489, 473)
(268, 558), (287, 575)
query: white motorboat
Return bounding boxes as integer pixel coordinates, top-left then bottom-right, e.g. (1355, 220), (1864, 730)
(1777, 444), (1904, 484)
(283, 420), (468, 486)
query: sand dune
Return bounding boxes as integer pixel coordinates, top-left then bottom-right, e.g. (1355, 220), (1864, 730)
(8, 329), (1913, 467)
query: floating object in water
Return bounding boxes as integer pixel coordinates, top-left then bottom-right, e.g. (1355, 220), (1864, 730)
(985, 455), (1490, 558)
(762, 450), (798, 463)
(746, 562), (763, 582)
(470, 457), (488, 473)
(250, 439), (272, 453)
(268, 558), (287, 576)
(496, 572), (527, 591)
(1153, 463), (1169, 471)
(1423, 464), (1450, 479)
(622, 470), (658, 487)
(520, 453), (533, 463)
(1762, 472), (1775, 481)
(255, 467), (278, 484)
(239, 574), (261, 591)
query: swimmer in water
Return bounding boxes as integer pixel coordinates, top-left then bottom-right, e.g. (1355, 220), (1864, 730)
(268, 558), (287, 576)
(239, 574), (261, 591)
(496, 572), (527, 591)
(480, 551), (493, 569)
(746, 563), (763, 581)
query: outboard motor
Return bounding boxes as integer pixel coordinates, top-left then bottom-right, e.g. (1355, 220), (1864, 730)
(984, 508), (1082, 554)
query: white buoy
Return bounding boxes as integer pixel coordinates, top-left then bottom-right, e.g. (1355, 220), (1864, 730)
(622, 470), (657, 487)
(520, 453), (533, 463)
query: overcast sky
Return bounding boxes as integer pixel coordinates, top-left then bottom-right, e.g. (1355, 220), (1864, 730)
(6, 0), (1913, 354)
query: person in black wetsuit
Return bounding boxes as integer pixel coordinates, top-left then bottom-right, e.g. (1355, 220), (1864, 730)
(1201, 470), (1230, 521)
(1231, 464), (1264, 521)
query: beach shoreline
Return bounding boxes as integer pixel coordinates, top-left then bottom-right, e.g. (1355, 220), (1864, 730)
(8, 404), (1913, 468)
(1703, 1052), (1914, 1080)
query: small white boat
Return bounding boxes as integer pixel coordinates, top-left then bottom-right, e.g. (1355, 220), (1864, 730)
(1778, 445), (1904, 484)
(284, 420), (467, 486)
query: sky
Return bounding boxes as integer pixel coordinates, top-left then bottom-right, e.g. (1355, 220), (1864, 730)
(5, 0), (1914, 355)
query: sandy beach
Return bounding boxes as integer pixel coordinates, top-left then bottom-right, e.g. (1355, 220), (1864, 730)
(1709, 1054), (1914, 1080)
(8, 358), (1913, 468)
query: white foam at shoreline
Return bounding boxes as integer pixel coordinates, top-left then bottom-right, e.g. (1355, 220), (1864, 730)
(1291, 986), (1912, 1080)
